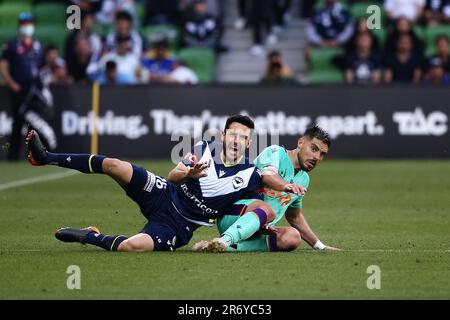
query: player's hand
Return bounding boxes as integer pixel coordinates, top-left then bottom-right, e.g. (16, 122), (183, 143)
(324, 246), (342, 251)
(187, 162), (209, 179)
(284, 183), (307, 196)
(192, 240), (208, 252)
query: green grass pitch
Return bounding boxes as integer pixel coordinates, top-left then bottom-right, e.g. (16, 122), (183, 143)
(0, 160), (449, 299)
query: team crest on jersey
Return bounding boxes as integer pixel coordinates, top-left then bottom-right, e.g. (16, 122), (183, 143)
(184, 152), (198, 165)
(232, 176), (244, 189)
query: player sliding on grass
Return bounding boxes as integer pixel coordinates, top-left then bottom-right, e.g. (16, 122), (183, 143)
(26, 115), (303, 252)
(193, 125), (341, 252)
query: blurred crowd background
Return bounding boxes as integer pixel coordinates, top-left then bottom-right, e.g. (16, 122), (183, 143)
(0, 0), (449, 86)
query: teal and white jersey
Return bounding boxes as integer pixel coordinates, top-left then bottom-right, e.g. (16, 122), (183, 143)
(254, 145), (310, 225)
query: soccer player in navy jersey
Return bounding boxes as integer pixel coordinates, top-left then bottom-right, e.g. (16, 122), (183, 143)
(26, 115), (301, 252)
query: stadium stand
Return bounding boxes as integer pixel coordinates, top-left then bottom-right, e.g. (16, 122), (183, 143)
(177, 47), (215, 83)
(1, 0), (449, 85)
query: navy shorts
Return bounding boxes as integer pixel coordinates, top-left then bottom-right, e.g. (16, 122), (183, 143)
(122, 165), (198, 251)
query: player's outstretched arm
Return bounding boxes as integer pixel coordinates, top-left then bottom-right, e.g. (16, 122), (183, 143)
(285, 207), (342, 251)
(167, 161), (208, 183)
(261, 169), (307, 196)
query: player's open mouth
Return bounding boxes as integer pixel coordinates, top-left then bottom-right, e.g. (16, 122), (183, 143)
(307, 160), (316, 168)
(229, 146), (239, 154)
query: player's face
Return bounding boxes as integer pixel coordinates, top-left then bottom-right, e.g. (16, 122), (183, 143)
(221, 122), (252, 162)
(297, 137), (328, 172)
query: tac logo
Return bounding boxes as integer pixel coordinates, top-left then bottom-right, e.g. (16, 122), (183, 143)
(393, 107), (448, 136)
(232, 176), (244, 190)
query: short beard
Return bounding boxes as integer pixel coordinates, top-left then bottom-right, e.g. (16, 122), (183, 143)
(297, 152), (307, 171)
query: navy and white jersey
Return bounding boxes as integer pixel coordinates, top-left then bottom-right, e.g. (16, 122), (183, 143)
(308, 2), (353, 45)
(169, 140), (262, 226)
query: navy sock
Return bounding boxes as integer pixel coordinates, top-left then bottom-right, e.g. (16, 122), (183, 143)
(86, 232), (128, 251)
(46, 153), (105, 174)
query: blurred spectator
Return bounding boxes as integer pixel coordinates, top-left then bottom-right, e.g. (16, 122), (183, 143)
(182, 0), (219, 50)
(182, 0), (228, 52)
(306, 0), (354, 49)
(96, 0), (139, 27)
(384, 34), (423, 83)
(422, 0), (450, 25)
(384, 17), (425, 59)
(65, 12), (102, 78)
(272, 0), (293, 31)
(50, 58), (73, 85)
(234, 0), (248, 30)
(105, 10), (144, 58)
(432, 35), (450, 72)
(162, 60), (199, 84)
(89, 34), (140, 84)
(385, 0), (425, 23)
(261, 50), (295, 84)
(0, 13), (48, 160)
(145, 0), (183, 25)
(96, 60), (133, 84)
(141, 39), (176, 82)
(300, 0), (315, 19)
(40, 46), (73, 85)
(249, 0), (275, 56)
(181, 0), (224, 22)
(346, 18), (380, 54)
(422, 56), (450, 84)
(98, 60), (118, 84)
(67, 36), (92, 83)
(69, 0), (102, 14)
(345, 33), (381, 85)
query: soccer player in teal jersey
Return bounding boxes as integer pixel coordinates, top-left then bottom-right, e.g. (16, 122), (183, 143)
(193, 125), (341, 252)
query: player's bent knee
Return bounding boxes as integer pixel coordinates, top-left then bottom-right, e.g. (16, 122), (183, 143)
(248, 200), (276, 223)
(277, 228), (301, 252)
(117, 234), (154, 252)
(103, 158), (121, 174)
(103, 158), (132, 184)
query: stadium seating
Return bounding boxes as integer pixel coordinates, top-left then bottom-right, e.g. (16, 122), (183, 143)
(0, 0), (32, 3)
(309, 69), (344, 84)
(35, 26), (68, 54)
(350, 1), (383, 20)
(141, 24), (181, 51)
(0, 27), (17, 48)
(135, 2), (146, 24)
(177, 48), (215, 84)
(424, 24), (450, 57)
(371, 27), (387, 49)
(309, 47), (344, 84)
(0, 2), (33, 27)
(314, 0), (348, 9)
(93, 25), (114, 40)
(33, 2), (68, 26)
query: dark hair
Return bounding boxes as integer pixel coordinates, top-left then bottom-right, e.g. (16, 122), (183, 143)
(270, 61), (282, 70)
(115, 10), (133, 22)
(268, 50), (281, 59)
(106, 60), (117, 70)
(116, 34), (131, 43)
(224, 114), (255, 131)
(303, 125), (331, 147)
(45, 44), (58, 53)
